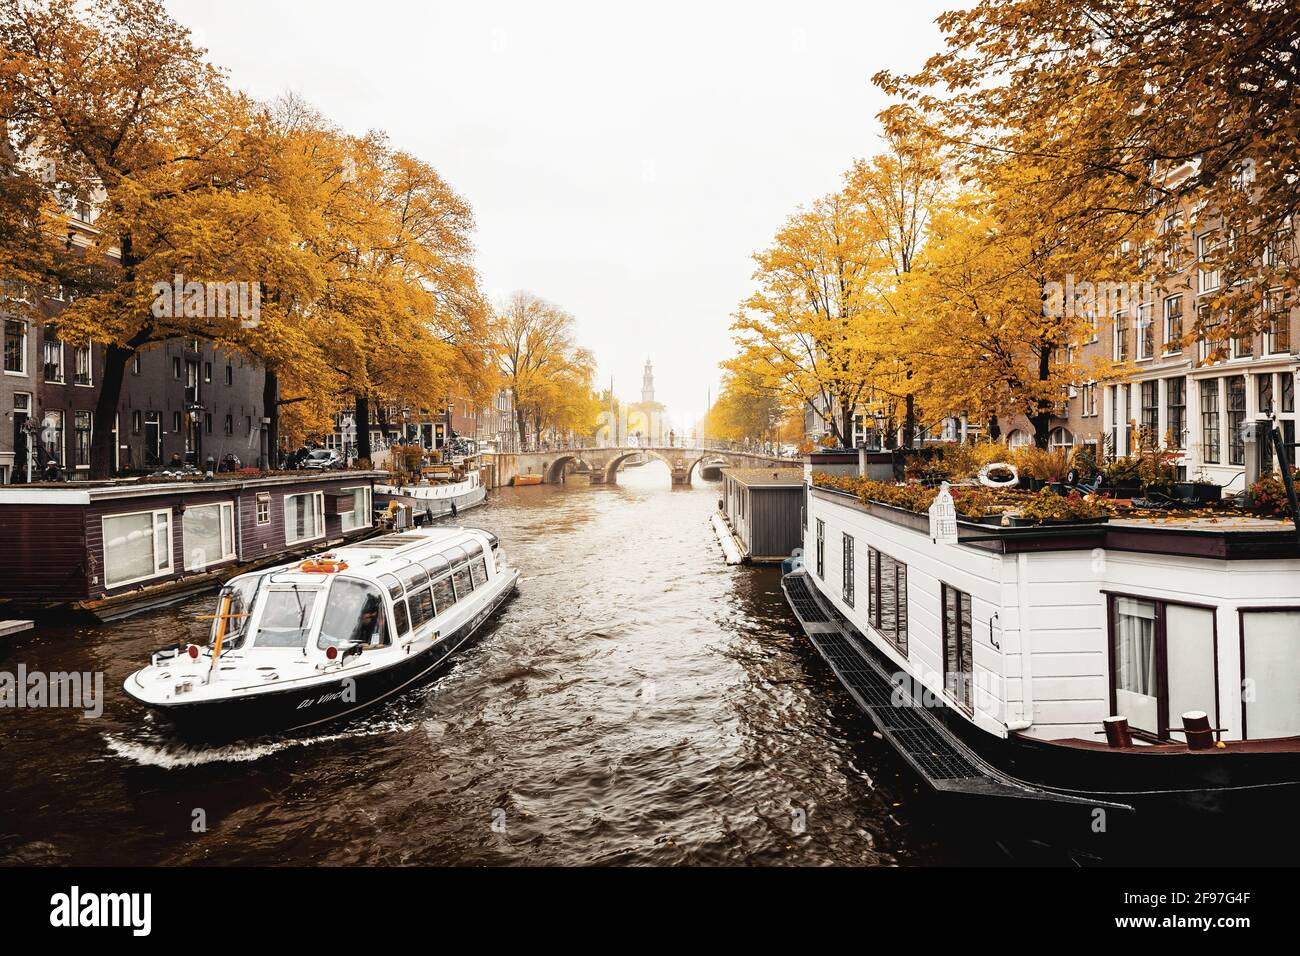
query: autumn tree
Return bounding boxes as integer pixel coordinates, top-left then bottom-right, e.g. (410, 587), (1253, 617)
(1, 0), (321, 476)
(875, 0), (1300, 344)
(701, 371), (788, 445)
(491, 291), (596, 450)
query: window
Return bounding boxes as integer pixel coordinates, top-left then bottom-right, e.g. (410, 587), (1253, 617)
(1049, 427), (1074, 453)
(1166, 377), (1186, 450)
(1227, 375), (1246, 465)
(172, 356), (181, 379)
(1112, 308), (1129, 361)
(867, 547), (908, 654)
(1163, 296), (1183, 352)
(73, 411), (91, 468)
(4, 318), (27, 374)
(204, 413), (212, 435)
(1006, 429), (1030, 449)
(1110, 595), (1216, 740)
(204, 361), (212, 383)
(225, 364), (233, 386)
(1137, 299), (1154, 359)
(452, 562), (474, 598)
(1081, 383), (1098, 417)
(1234, 330), (1254, 358)
(1197, 232), (1221, 293)
(284, 491), (325, 544)
(409, 586), (435, 628)
(340, 487), (372, 532)
(318, 578), (389, 649)
(172, 411), (182, 434)
(1265, 289), (1290, 354)
(470, 557), (488, 588)
(1140, 381), (1158, 440)
(815, 519), (824, 579)
(42, 410), (63, 465)
(43, 328), (63, 382)
(223, 413), (233, 436)
(102, 509), (172, 587)
(182, 502), (236, 570)
(1240, 609), (1300, 739)
(392, 598), (411, 637)
(73, 344), (91, 385)
(1200, 378), (1220, 463)
(841, 533), (855, 607)
(132, 410), (142, 435)
(132, 353), (141, 375)
(256, 492), (271, 525)
(942, 584), (973, 714)
(253, 590), (318, 648)
(431, 575), (455, 615)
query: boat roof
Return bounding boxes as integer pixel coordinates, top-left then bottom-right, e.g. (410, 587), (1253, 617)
(252, 527), (497, 587)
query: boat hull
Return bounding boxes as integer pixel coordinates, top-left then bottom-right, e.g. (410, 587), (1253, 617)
(126, 570), (517, 743)
(374, 481), (487, 522)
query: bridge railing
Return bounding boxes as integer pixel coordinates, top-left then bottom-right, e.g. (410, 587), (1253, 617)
(506, 439), (799, 460)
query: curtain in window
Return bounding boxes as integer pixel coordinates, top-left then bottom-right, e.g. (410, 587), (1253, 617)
(1115, 598), (1157, 696)
(104, 513), (159, 586)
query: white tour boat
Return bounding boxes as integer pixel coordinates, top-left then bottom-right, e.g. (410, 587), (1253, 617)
(124, 526), (518, 741)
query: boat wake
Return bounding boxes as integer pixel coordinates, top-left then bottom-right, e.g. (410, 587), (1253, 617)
(102, 716), (419, 769)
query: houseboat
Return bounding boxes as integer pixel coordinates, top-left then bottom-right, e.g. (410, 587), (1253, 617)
(718, 467), (803, 562)
(124, 526), (518, 741)
(0, 472), (385, 620)
(373, 469), (487, 523)
(787, 454), (1300, 860)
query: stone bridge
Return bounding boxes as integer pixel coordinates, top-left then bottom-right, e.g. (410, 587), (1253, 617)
(487, 443), (796, 487)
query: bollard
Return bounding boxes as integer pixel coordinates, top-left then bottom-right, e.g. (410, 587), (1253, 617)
(1181, 710), (1215, 750)
(1103, 715), (1132, 748)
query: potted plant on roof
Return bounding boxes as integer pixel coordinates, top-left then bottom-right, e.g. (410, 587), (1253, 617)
(1014, 488), (1111, 526)
(1174, 468), (1223, 503)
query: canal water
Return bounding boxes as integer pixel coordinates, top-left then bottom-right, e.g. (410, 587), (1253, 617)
(0, 464), (990, 866)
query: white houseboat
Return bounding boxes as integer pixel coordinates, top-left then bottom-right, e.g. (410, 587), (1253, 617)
(786, 458), (1300, 858)
(374, 470), (487, 523)
(124, 526), (517, 741)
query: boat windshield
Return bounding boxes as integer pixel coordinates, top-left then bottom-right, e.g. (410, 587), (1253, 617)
(207, 576), (261, 651)
(317, 578), (390, 649)
(252, 588), (319, 648)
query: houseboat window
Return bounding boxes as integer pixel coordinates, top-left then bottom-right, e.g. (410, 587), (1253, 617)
(409, 586), (435, 629)
(392, 598), (411, 637)
(431, 575), (456, 614)
(102, 510), (173, 587)
(1113, 597), (1158, 735)
(182, 502), (236, 571)
(452, 563), (474, 599)
(470, 557), (488, 588)
(284, 491), (325, 544)
(942, 584), (974, 714)
(318, 579), (389, 649)
(867, 548), (908, 655)
(256, 493), (271, 526)
(815, 519), (824, 579)
(841, 534), (855, 608)
(1241, 609), (1300, 739)
(254, 590), (318, 648)
(340, 487), (372, 533)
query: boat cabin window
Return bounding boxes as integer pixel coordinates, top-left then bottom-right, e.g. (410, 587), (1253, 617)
(452, 563), (474, 599)
(208, 576), (260, 651)
(1241, 609), (1300, 739)
(420, 555), (451, 580)
(318, 578), (390, 649)
(409, 586), (435, 630)
(470, 557), (488, 588)
(393, 598), (411, 637)
(431, 575), (456, 614)
(254, 589), (319, 648)
(378, 573), (404, 601)
(397, 564), (429, 592)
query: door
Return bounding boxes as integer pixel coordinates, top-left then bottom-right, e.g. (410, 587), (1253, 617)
(942, 584), (974, 714)
(1111, 596), (1218, 739)
(12, 393), (30, 482)
(144, 413), (162, 468)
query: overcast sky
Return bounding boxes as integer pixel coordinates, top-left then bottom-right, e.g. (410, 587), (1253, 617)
(168, 0), (949, 428)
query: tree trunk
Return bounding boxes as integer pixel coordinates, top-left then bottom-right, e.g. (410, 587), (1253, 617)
(988, 414), (1001, 442)
(263, 368), (279, 468)
(513, 389), (528, 450)
(89, 344), (132, 479)
(841, 401), (854, 449)
(354, 392), (371, 462)
(902, 393), (916, 449)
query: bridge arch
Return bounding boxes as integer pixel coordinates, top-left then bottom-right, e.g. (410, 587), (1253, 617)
(602, 449), (677, 483)
(543, 454), (593, 483)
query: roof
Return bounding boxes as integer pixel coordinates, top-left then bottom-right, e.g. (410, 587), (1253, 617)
(722, 467), (804, 488)
(0, 471), (387, 505)
(257, 526), (494, 586)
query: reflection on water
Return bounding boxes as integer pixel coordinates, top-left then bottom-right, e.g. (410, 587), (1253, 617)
(0, 462), (976, 866)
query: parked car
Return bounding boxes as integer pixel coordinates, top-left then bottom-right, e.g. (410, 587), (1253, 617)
(301, 448), (343, 470)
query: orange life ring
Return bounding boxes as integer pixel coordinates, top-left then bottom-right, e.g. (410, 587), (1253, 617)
(299, 557), (348, 573)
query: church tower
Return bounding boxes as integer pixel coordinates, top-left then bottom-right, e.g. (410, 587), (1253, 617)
(641, 358), (655, 405)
